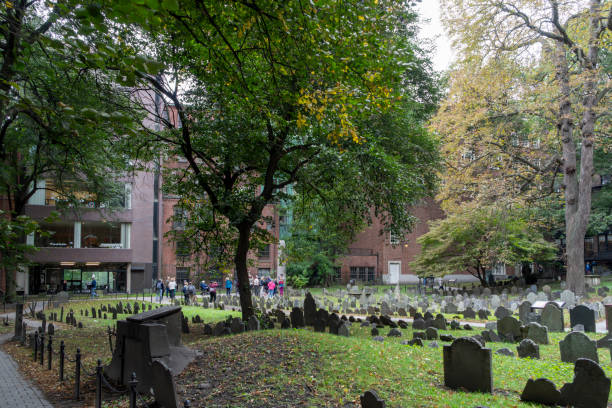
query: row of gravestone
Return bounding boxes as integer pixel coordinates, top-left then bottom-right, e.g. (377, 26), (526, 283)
(443, 336), (610, 407)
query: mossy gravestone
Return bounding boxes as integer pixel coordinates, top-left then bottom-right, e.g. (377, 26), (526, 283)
(443, 337), (492, 393)
(559, 358), (610, 408)
(541, 302), (564, 332)
(559, 331), (598, 364)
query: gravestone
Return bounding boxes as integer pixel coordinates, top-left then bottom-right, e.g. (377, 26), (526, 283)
(230, 318), (244, 334)
(426, 327), (438, 340)
(303, 293), (317, 326)
(360, 390), (386, 408)
(388, 328), (402, 337)
(477, 309), (489, 320)
(518, 301), (531, 323)
(290, 307), (305, 328)
(559, 358), (610, 408)
(497, 316), (521, 342)
(443, 337), (492, 393)
(559, 331), (598, 364)
(247, 316), (260, 331)
(541, 303), (564, 332)
(314, 319), (326, 333)
(496, 348), (514, 357)
(570, 305), (596, 333)
(337, 322), (350, 337)
(371, 327), (379, 336)
(412, 318), (426, 330)
(560, 290), (576, 307)
(494, 306), (511, 320)
(526, 322), (549, 345)
(481, 330), (500, 343)
(463, 307), (476, 319)
(520, 378), (561, 406)
(517, 338), (540, 359)
(105, 306), (194, 408)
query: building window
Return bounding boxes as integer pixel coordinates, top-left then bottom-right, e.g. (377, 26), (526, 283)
(176, 267), (190, 283)
(258, 244), (270, 259)
(257, 268), (270, 278)
(598, 234), (607, 253)
(491, 263), (506, 276)
(173, 206), (186, 230)
(333, 267), (341, 282)
(350, 267), (375, 282)
(585, 237), (594, 257)
(176, 239), (190, 258)
(389, 232), (400, 245)
(35, 221), (74, 247)
(124, 183), (132, 209)
(81, 221), (122, 248)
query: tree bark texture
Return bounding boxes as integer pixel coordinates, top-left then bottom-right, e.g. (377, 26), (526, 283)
(235, 222), (255, 321)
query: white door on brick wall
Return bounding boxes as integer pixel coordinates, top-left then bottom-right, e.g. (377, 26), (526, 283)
(388, 262), (400, 284)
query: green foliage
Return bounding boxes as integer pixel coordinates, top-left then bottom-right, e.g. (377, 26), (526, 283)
(286, 253), (336, 288)
(411, 204), (557, 285)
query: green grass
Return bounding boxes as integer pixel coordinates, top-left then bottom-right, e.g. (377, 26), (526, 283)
(41, 299), (240, 328)
(189, 324), (610, 407)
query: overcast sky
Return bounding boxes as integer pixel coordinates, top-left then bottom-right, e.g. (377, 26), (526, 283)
(415, 0), (454, 72)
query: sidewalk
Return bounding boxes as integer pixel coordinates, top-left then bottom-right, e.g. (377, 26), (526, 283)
(0, 333), (53, 408)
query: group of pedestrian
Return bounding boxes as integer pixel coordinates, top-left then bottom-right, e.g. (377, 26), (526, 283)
(182, 280), (196, 305)
(155, 277), (177, 303)
(251, 276), (283, 298)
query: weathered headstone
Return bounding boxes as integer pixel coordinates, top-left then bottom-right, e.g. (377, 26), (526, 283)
(541, 302), (564, 332)
(360, 390), (386, 408)
(517, 338), (540, 359)
(526, 322), (549, 345)
(559, 331), (599, 364)
(559, 358), (610, 408)
(290, 307), (304, 328)
(518, 301), (532, 323)
(497, 315), (521, 342)
(303, 293), (317, 326)
(520, 378), (560, 406)
(443, 337), (492, 393)
(570, 305), (596, 333)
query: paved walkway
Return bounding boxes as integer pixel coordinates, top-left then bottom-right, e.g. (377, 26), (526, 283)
(0, 333), (53, 408)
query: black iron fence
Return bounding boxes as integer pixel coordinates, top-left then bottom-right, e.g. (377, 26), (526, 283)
(23, 328), (191, 408)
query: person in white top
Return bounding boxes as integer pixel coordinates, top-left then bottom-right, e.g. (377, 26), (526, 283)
(167, 278), (177, 300)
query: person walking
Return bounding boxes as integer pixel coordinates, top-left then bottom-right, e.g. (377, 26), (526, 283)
(165, 277), (170, 298)
(278, 279), (284, 296)
(267, 279), (276, 299)
(200, 280), (209, 295)
(155, 278), (164, 303)
(168, 278), (177, 302)
(253, 276), (260, 296)
(182, 280), (189, 304)
(225, 277), (233, 296)
(209, 284), (217, 303)
(90, 274), (97, 298)
(188, 281), (196, 304)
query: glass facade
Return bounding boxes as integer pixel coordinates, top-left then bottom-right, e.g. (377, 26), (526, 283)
(35, 221), (74, 247)
(28, 264), (127, 294)
(81, 221), (122, 248)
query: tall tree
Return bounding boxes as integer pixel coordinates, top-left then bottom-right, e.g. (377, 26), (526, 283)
(112, 0), (440, 319)
(0, 1), (146, 300)
(411, 204), (557, 286)
(436, 0), (612, 294)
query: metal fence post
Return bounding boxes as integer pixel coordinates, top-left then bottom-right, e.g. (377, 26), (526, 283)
(59, 340), (65, 381)
(95, 359), (102, 408)
(47, 337), (52, 370)
(129, 372), (138, 408)
(74, 348), (81, 400)
(39, 333), (44, 366)
(33, 331), (38, 361)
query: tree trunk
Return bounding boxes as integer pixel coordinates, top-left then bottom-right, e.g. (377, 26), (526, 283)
(235, 222), (255, 321)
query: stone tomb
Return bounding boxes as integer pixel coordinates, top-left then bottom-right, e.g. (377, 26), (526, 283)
(106, 306), (196, 408)
(443, 337), (492, 393)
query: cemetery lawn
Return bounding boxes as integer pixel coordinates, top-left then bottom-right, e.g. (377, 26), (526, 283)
(0, 320), (13, 335)
(176, 327), (612, 407)
(41, 300), (240, 328)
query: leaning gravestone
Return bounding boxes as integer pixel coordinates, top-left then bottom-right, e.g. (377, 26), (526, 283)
(443, 337), (492, 393)
(570, 305), (596, 333)
(559, 331), (599, 364)
(494, 306), (511, 320)
(541, 302), (564, 332)
(497, 315), (521, 342)
(559, 358), (610, 408)
(560, 290), (576, 308)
